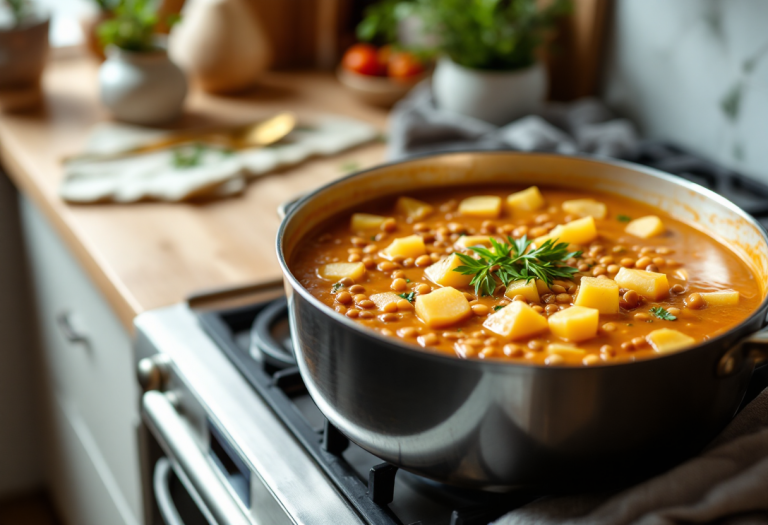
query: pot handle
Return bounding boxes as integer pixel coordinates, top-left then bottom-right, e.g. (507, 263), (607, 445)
(717, 328), (768, 377)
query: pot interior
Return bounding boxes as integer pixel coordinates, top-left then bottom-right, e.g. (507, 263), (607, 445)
(281, 152), (768, 301)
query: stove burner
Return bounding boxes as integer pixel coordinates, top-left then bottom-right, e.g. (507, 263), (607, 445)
(249, 297), (295, 368)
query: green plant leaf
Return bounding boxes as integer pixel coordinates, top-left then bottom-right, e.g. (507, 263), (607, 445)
(650, 306), (677, 321)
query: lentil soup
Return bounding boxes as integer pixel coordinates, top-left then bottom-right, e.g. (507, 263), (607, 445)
(290, 186), (761, 366)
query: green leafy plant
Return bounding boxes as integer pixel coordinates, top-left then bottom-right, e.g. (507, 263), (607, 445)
(97, 0), (178, 52)
(453, 235), (581, 297)
(4, 0), (31, 26)
(357, 0), (571, 71)
(90, 0), (119, 12)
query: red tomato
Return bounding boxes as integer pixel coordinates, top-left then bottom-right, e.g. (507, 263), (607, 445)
(342, 44), (385, 76)
(388, 51), (424, 79)
(377, 45), (393, 72)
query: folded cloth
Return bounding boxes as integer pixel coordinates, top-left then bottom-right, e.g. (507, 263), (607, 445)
(60, 116), (379, 203)
(494, 386), (768, 525)
(387, 82), (639, 161)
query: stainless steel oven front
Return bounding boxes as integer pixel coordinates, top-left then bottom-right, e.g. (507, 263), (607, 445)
(133, 302), (362, 525)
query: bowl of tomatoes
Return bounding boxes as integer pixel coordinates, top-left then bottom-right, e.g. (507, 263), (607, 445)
(337, 43), (429, 107)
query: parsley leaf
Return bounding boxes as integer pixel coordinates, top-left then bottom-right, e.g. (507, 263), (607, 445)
(493, 305), (505, 311)
(650, 306), (677, 321)
(172, 143), (206, 168)
(331, 282), (344, 293)
(398, 291), (416, 302)
(617, 214), (632, 222)
(452, 235), (581, 297)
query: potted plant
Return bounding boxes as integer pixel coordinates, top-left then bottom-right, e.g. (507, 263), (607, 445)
(0, 0), (49, 110)
(81, 0), (118, 61)
(376, 0), (570, 125)
(97, 0), (187, 125)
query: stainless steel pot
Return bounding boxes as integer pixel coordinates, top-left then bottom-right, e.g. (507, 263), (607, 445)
(276, 152), (768, 490)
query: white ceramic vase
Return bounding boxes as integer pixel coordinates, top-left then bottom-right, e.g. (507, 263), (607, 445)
(99, 47), (187, 125)
(432, 57), (547, 126)
(168, 0), (272, 94)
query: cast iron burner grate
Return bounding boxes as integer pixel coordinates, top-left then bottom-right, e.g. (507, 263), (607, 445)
(197, 301), (537, 525)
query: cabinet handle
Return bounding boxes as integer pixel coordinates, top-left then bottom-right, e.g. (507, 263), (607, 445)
(143, 391), (251, 525)
(56, 310), (88, 344)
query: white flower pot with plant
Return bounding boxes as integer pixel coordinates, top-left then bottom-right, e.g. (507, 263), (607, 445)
(0, 0), (49, 111)
(418, 0), (570, 126)
(98, 0), (187, 125)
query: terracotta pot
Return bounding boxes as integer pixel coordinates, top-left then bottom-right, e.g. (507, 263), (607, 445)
(0, 17), (50, 90)
(169, 0), (272, 94)
(80, 11), (111, 62)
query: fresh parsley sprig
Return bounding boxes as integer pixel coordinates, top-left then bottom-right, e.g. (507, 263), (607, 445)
(453, 235), (581, 297)
(398, 291), (416, 302)
(650, 306), (677, 321)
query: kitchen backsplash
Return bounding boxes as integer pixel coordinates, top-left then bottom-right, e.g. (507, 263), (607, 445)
(603, 0), (768, 183)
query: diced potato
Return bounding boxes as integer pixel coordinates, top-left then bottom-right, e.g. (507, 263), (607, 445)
(614, 267), (669, 300)
(454, 235), (494, 250)
(319, 262), (366, 282)
(505, 279), (540, 303)
(546, 343), (586, 356)
(625, 215), (665, 239)
(382, 235), (426, 259)
(483, 301), (549, 340)
(369, 292), (401, 309)
(535, 279), (551, 295)
(415, 287), (471, 328)
(647, 328), (696, 354)
(396, 196), (434, 221)
(458, 196), (502, 218)
(535, 216), (597, 246)
(562, 199), (607, 220)
(701, 290), (740, 306)
(507, 186), (545, 212)
(547, 306), (599, 342)
(351, 213), (387, 231)
(424, 253), (473, 288)
(574, 277), (619, 314)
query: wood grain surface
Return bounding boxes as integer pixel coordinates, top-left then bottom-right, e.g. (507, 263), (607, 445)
(0, 50), (388, 331)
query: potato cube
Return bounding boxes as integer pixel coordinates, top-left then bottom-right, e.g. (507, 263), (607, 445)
(574, 277), (619, 314)
(459, 196), (502, 218)
(396, 196), (434, 221)
(319, 262), (366, 282)
(507, 186), (545, 212)
(562, 199), (607, 220)
(614, 267), (669, 300)
(483, 301), (549, 340)
(415, 287), (471, 328)
(701, 290), (740, 306)
(454, 235), (494, 250)
(625, 215), (665, 239)
(647, 328), (696, 354)
(535, 279), (551, 294)
(547, 306), (599, 342)
(504, 279), (540, 303)
(351, 213), (388, 231)
(370, 292), (401, 309)
(424, 253), (473, 288)
(546, 343), (586, 356)
(382, 235), (426, 259)
(535, 216), (597, 246)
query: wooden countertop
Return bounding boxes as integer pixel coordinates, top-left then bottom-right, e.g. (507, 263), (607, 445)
(0, 50), (388, 331)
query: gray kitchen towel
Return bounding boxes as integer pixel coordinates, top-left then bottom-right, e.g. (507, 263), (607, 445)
(494, 386), (768, 525)
(387, 82), (639, 161)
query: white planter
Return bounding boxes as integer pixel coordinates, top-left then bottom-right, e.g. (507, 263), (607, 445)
(432, 57), (547, 126)
(99, 47), (187, 126)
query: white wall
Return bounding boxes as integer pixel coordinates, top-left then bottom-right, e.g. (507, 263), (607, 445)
(603, 0), (768, 183)
(0, 173), (43, 496)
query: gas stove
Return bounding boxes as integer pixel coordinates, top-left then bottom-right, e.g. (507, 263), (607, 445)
(134, 143), (768, 525)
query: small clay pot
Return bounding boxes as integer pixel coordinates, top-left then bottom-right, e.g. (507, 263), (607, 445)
(80, 11), (111, 62)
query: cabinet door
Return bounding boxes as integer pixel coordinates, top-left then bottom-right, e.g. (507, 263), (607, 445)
(20, 196), (143, 525)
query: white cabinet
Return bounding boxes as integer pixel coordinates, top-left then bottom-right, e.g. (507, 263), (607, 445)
(20, 196), (143, 525)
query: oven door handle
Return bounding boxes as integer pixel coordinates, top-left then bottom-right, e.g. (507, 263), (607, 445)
(143, 391), (251, 525)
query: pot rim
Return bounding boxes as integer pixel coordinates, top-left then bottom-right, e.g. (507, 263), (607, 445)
(436, 55), (543, 76)
(276, 151), (768, 371)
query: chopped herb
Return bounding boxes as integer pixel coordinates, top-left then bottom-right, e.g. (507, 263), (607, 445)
(398, 291), (416, 302)
(452, 235), (581, 297)
(457, 328), (462, 332)
(627, 323), (633, 327)
(647, 320), (654, 323)
(331, 282), (344, 293)
(650, 306), (677, 321)
(172, 143), (206, 168)
(340, 160), (361, 173)
(370, 235), (377, 241)
(617, 214), (632, 222)
(493, 305), (506, 311)
(405, 279), (411, 283)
